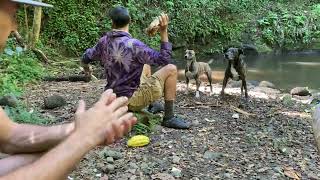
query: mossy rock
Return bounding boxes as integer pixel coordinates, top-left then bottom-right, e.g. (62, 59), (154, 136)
(0, 95), (19, 107)
(44, 95), (67, 109)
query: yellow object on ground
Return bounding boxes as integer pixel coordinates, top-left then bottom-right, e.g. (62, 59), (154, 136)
(127, 135), (150, 147)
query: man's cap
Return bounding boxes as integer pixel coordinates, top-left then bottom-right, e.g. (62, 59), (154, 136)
(11, 0), (53, 8)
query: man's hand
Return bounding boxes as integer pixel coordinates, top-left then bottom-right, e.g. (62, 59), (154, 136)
(159, 13), (169, 32)
(81, 62), (93, 77)
(159, 14), (169, 43)
(74, 89), (137, 146)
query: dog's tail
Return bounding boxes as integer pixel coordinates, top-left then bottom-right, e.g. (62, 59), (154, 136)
(208, 59), (215, 65)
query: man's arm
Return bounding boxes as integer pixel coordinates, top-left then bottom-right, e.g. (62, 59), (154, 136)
(81, 37), (106, 75)
(0, 107), (74, 154)
(1, 90), (137, 179)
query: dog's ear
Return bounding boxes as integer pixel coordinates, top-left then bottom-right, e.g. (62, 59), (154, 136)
(239, 48), (244, 55)
(223, 48), (228, 53)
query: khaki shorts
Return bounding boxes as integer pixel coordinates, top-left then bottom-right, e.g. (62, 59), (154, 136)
(128, 74), (164, 112)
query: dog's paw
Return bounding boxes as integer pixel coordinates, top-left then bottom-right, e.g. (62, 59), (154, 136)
(195, 91), (200, 98)
(209, 92), (214, 96)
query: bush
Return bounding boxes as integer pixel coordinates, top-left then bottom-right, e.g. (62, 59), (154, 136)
(0, 39), (44, 95)
(256, 3), (320, 51)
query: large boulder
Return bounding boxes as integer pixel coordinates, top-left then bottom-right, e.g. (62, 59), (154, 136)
(259, 81), (276, 89)
(0, 95), (19, 107)
(44, 95), (67, 109)
(290, 87), (312, 96)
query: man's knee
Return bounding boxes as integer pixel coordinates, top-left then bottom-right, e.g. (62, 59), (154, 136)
(163, 64), (177, 75)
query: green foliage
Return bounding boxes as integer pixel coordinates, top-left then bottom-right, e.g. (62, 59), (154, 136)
(0, 39), (44, 95)
(4, 104), (54, 125)
(256, 3), (320, 51)
(133, 111), (161, 135)
(14, 0), (320, 55)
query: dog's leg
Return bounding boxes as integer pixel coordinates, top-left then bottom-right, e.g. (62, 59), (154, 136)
(241, 82), (244, 96)
(185, 76), (190, 94)
(206, 71), (213, 96)
(221, 75), (229, 97)
(195, 76), (201, 98)
(242, 79), (248, 99)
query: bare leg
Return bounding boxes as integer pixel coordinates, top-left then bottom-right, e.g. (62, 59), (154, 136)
(0, 153), (42, 176)
(153, 64), (190, 129)
(153, 64), (177, 101)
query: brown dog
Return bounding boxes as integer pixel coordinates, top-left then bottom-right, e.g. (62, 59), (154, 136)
(184, 50), (213, 98)
(221, 48), (248, 98)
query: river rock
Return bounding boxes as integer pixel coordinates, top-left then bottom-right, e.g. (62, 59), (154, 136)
(203, 151), (224, 160)
(281, 94), (294, 106)
(101, 149), (123, 160)
(43, 95), (66, 109)
(0, 95), (19, 107)
(313, 105), (320, 153)
(105, 164), (115, 173)
(259, 81), (276, 89)
(172, 155), (181, 164)
(171, 167), (182, 177)
(106, 157), (114, 163)
(290, 87), (312, 96)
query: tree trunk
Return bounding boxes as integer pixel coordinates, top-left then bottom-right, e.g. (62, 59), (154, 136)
(30, 1), (42, 48)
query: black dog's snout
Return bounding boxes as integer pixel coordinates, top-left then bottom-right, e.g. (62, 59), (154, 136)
(224, 54), (228, 59)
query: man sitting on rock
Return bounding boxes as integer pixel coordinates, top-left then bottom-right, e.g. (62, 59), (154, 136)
(82, 6), (190, 129)
(0, 0), (136, 179)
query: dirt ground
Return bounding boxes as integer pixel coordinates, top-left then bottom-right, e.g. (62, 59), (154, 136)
(22, 80), (320, 180)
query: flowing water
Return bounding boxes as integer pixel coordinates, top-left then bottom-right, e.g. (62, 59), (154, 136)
(173, 51), (320, 90)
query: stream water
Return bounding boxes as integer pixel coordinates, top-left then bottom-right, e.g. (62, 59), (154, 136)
(173, 51), (320, 90)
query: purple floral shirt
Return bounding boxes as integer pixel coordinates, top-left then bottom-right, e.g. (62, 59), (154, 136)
(82, 31), (172, 97)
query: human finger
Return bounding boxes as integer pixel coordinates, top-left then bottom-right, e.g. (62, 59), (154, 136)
(108, 97), (128, 111)
(75, 100), (86, 115)
(96, 89), (113, 106)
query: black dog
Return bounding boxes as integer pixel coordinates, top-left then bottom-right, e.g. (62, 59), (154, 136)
(221, 48), (248, 98)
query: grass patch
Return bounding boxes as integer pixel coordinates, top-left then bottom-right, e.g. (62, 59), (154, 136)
(133, 110), (162, 135)
(3, 103), (55, 125)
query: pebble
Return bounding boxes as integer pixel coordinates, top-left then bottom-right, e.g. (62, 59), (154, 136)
(193, 120), (200, 126)
(232, 113), (240, 119)
(171, 167), (182, 177)
(224, 173), (232, 178)
(106, 164), (115, 173)
(129, 162), (139, 170)
(203, 151), (224, 160)
(106, 157), (114, 163)
(172, 156), (181, 164)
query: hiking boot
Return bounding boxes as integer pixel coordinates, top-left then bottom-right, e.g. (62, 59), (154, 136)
(148, 101), (164, 114)
(162, 116), (191, 129)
